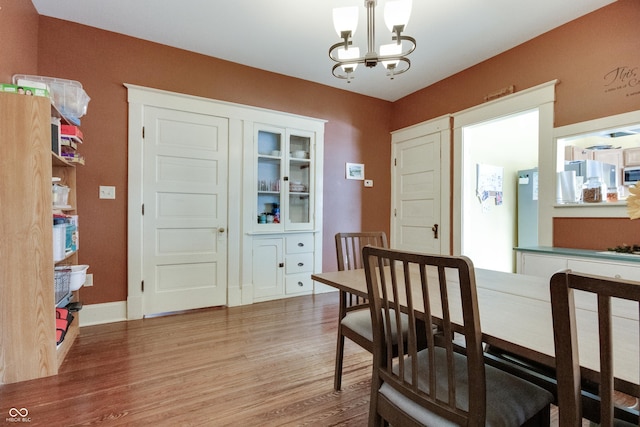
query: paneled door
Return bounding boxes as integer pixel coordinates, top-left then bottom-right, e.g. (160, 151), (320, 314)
(392, 131), (443, 254)
(142, 106), (228, 315)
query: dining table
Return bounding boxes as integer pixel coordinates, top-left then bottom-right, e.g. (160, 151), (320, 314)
(311, 266), (639, 397)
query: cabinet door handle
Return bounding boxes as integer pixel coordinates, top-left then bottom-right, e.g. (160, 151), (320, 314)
(279, 263), (284, 268)
(298, 262), (304, 267)
(297, 281), (304, 287)
(298, 242), (304, 247)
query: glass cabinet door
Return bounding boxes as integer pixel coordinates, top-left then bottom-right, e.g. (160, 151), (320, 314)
(256, 128), (283, 227)
(286, 130), (313, 229)
(255, 126), (315, 231)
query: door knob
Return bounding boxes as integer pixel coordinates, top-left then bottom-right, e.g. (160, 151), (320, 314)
(218, 227), (225, 233)
(432, 224), (439, 239)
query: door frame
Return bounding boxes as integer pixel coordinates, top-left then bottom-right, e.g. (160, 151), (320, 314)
(390, 115), (452, 254)
(452, 80), (558, 256)
(125, 84), (243, 319)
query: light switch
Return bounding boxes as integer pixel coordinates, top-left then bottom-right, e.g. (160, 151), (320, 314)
(364, 179), (374, 187)
(99, 186), (116, 199)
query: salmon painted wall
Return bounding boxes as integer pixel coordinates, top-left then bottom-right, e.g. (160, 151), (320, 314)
(0, 0), (39, 81)
(392, 0), (640, 252)
(391, 0), (640, 130)
(31, 17), (391, 304)
(3, 1), (639, 306)
(553, 217), (640, 250)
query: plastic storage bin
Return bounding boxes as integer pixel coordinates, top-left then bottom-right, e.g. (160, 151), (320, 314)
(12, 74), (90, 120)
(53, 221), (66, 262)
(52, 184), (70, 207)
(68, 265), (89, 291)
(54, 266), (71, 305)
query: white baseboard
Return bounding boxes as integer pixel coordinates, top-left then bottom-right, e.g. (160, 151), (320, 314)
(79, 301), (128, 326)
(79, 286), (332, 326)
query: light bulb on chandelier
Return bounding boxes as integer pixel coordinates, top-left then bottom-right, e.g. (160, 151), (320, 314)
(329, 0), (416, 82)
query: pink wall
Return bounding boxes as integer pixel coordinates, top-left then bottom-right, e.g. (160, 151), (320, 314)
(32, 16), (392, 304)
(391, 0), (640, 251)
(0, 0), (39, 82)
(391, 0), (640, 130)
(2, 0), (639, 305)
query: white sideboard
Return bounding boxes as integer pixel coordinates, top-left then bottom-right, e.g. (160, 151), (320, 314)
(516, 246), (640, 281)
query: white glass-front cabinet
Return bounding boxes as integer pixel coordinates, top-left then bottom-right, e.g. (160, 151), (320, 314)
(255, 125), (314, 231)
(244, 117), (324, 303)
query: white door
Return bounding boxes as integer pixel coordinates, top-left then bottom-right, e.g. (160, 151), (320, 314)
(142, 106), (228, 315)
(392, 132), (442, 254)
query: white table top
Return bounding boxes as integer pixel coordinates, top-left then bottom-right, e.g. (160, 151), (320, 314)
(312, 267), (639, 385)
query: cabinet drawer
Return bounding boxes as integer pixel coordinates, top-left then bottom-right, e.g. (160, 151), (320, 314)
(519, 253), (567, 279)
(567, 259), (640, 281)
(565, 145), (593, 161)
(285, 234), (314, 254)
(286, 253), (313, 274)
(286, 273), (314, 295)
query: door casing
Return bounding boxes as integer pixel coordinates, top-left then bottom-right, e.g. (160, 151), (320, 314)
(391, 115), (452, 255)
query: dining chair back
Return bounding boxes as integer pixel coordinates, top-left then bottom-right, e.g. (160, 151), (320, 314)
(333, 231), (389, 391)
(550, 270), (640, 427)
(363, 245), (553, 427)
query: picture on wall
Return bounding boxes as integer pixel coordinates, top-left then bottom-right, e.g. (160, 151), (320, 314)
(346, 163), (365, 180)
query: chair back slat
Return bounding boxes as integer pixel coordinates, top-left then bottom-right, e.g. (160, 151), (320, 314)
(335, 231), (388, 271)
(550, 270), (640, 427)
(335, 232), (388, 312)
(363, 246), (485, 425)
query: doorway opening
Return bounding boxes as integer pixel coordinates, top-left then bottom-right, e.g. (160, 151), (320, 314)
(452, 80), (558, 271)
(461, 110), (539, 272)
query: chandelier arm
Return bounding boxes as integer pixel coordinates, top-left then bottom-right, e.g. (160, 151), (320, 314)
(329, 41), (347, 62)
(329, 41), (368, 66)
(389, 35), (416, 55)
(395, 35), (417, 56)
(389, 57), (411, 76)
(332, 63), (354, 80)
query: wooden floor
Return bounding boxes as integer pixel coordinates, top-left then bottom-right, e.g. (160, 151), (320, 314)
(1, 292), (579, 426)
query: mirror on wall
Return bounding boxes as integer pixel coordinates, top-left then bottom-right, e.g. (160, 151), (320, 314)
(554, 114), (640, 206)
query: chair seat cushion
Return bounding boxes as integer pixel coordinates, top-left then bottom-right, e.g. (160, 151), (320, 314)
(341, 308), (408, 343)
(614, 418), (636, 427)
(379, 347), (554, 427)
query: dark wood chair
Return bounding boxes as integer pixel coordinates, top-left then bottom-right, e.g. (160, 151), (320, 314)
(363, 245), (553, 426)
(333, 231), (393, 391)
(550, 270), (640, 427)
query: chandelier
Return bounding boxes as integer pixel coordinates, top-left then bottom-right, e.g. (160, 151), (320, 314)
(329, 0), (416, 82)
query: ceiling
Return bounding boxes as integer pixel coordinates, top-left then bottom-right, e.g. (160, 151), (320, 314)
(31, 0), (616, 102)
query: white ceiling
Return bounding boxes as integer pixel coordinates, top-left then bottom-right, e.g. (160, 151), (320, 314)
(31, 0), (616, 102)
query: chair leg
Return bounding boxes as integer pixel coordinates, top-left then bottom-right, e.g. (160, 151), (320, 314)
(368, 374), (384, 427)
(334, 329), (345, 391)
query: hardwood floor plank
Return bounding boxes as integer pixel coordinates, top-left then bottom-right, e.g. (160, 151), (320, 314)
(1, 292), (577, 426)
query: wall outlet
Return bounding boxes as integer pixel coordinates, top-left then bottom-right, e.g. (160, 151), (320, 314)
(99, 185), (116, 199)
(85, 273), (93, 287)
(364, 179), (374, 187)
